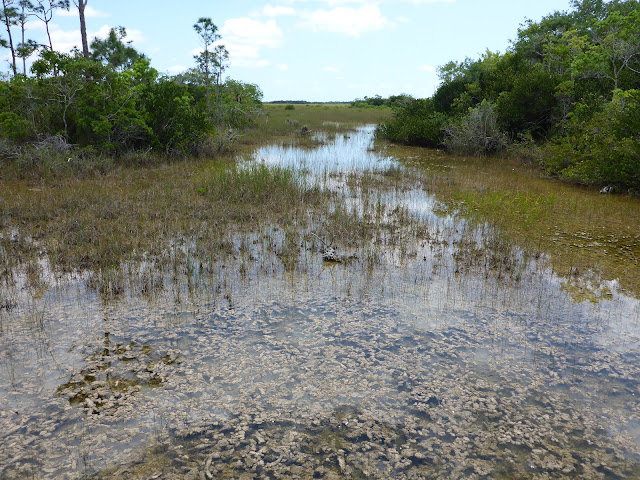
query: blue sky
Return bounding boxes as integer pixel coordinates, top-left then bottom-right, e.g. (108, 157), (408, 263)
(6, 0), (572, 101)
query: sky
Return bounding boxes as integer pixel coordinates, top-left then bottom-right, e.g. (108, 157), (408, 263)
(3, 0), (574, 101)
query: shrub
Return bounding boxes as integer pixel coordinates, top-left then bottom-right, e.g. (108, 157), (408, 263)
(376, 98), (447, 147)
(543, 89), (640, 189)
(443, 100), (507, 156)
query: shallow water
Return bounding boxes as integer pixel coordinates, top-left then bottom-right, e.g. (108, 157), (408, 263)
(1, 126), (640, 479)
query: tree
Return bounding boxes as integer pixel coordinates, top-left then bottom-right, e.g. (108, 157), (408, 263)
(376, 98), (448, 147)
(1, 0), (18, 76)
(32, 0), (69, 50)
(193, 17), (220, 114)
(16, 0), (35, 75)
(212, 44), (228, 109)
(572, 9), (640, 90)
(73, 0), (88, 59)
(90, 26), (145, 71)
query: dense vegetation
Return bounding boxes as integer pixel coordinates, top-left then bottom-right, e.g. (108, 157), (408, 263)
(350, 94), (413, 109)
(378, 0), (640, 191)
(0, 6), (262, 175)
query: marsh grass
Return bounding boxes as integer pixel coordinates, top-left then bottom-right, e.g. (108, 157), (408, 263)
(0, 104), (398, 301)
(389, 146), (640, 295)
(253, 104), (392, 138)
(0, 163), (410, 301)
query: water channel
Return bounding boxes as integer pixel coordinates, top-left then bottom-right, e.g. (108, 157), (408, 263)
(1, 126), (640, 478)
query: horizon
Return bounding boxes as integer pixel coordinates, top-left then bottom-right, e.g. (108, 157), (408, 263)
(3, 0), (572, 102)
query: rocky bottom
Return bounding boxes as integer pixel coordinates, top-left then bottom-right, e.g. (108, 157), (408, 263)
(100, 387), (640, 480)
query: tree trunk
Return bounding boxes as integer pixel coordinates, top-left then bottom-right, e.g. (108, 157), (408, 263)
(76, 0), (88, 59)
(1, 0), (17, 76)
(45, 19), (52, 50)
(20, 2), (25, 75)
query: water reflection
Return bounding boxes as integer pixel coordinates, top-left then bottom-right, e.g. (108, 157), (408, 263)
(1, 126), (640, 478)
(255, 125), (395, 175)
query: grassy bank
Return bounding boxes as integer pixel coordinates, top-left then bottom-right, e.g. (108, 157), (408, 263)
(0, 105), (393, 298)
(389, 144), (640, 296)
(261, 103), (392, 133)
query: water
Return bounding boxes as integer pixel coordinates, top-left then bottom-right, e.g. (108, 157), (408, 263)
(1, 126), (640, 478)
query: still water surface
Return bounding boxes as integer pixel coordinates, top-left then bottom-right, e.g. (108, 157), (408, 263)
(1, 126), (639, 478)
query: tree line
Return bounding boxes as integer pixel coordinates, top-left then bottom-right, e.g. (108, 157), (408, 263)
(0, 2), (262, 167)
(378, 0), (640, 191)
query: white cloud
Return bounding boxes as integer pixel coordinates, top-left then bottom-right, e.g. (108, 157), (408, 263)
(322, 65), (340, 72)
(300, 5), (387, 36)
(39, 24), (145, 54)
(277, 64), (289, 70)
(419, 64), (436, 72)
(58, 5), (111, 18)
(263, 5), (296, 17)
(217, 18), (283, 68)
(220, 18), (283, 48)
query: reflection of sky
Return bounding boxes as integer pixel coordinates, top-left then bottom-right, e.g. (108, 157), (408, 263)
(253, 125), (396, 175)
(2, 125), (640, 476)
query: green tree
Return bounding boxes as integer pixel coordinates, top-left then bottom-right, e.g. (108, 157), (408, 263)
(1, 0), (18, 75)
(32, 0), (70, 50)
(571, 8), (640, 90)
(16, 0), (36, 75)
(193, 17), (219, 114)
(219, 79), (263, 128)
(90, 26), (145, 71)
(377, 98), (447, 147)
(544, 89), (640, 189)
(212, 43), (228, 109)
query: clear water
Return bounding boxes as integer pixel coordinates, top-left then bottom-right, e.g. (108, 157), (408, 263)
(1, 126), (640, 479)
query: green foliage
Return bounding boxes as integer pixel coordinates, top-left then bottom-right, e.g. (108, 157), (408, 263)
(379, 0), (640, 188)
(0, 51), (210, 155)
(141, 76), (209, 153)
(351, 94), (413, 109)
(0, 11), (265, 175)
(284, 104), (295, 110)
(376, 98), (447, 147)
(217, 79), (263, 128)
(0, 111), (34, 141)
(90, 26), (145, 71)
(494, 64), (560, 138)
(544, 89), (640, 189)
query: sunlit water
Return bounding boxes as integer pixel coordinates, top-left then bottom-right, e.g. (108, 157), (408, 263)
(1, 126), (640, 478)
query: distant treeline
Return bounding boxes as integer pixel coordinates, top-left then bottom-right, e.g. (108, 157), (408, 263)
(268, 101), (348, 105)
(351, 95), (413, 109)
(378, 0), (640, 191)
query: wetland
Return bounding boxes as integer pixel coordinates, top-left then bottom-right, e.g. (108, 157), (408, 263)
(1, 108), (640, 479)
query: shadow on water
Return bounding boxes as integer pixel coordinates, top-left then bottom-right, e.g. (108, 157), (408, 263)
(1, 126), (640, 479)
